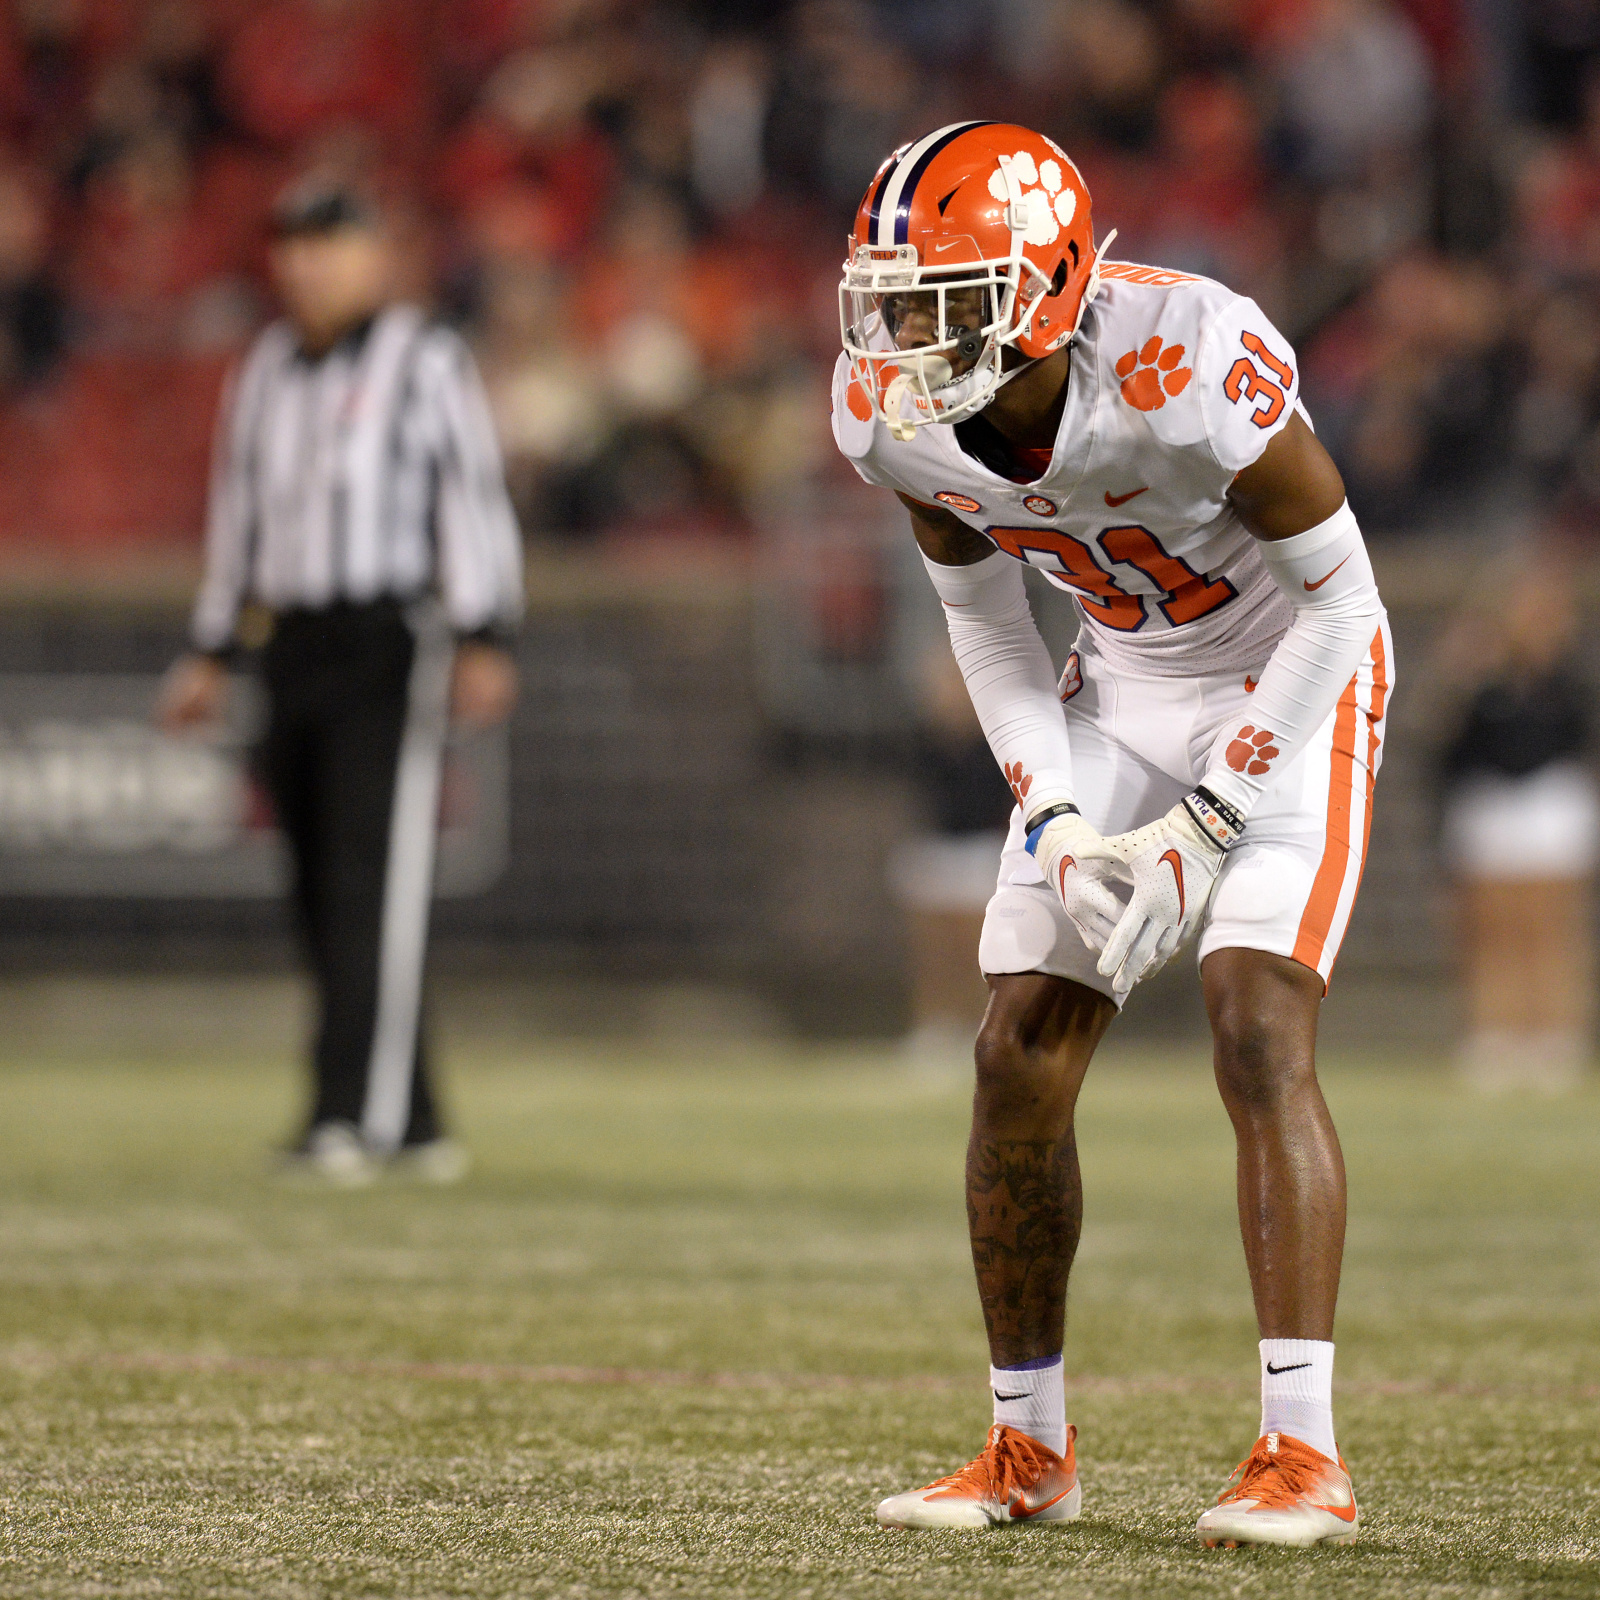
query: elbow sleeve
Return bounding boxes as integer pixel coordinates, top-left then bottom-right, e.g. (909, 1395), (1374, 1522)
(921, 550), (1075, 819)
(1201, 502), (1386, 816)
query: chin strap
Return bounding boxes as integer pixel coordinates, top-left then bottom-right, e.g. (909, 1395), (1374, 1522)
(996, 154), (1031, 336)
(1068, 228), (1117, 344)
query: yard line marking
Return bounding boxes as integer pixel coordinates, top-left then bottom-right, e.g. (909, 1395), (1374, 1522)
(3, 1350), (1598, 1402)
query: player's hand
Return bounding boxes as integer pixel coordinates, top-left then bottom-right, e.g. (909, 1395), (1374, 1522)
(156, 654), (229, 734)
(1025, 811), (1129, 954)
(1095, 799), (1228, 999)
(450, 642), (518, 728)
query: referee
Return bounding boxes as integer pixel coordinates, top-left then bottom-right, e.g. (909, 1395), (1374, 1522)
(159, 181), (524, 1182)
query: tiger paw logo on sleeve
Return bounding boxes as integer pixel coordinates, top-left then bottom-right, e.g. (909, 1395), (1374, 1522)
(1058, 652), (1082, 702)
(1003, 762), (1033, 804)
(1226, 725), (1279, 776)
(1116, 338), (1193, 412)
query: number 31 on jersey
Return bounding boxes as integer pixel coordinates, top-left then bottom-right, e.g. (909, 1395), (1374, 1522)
(1224, 332), (1295, 429)
(985, 523), (1237, 632)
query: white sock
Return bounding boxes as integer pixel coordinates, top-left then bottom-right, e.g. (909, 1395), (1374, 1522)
(990, 1356), (1067, 1457)
(1259, 1339), (1336, 1461)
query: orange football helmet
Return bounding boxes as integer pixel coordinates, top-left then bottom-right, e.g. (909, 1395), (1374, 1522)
(839, 122), (1115, 439)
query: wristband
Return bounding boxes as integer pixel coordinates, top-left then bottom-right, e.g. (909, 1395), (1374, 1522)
(1182, 786), (1244, 853)
(1024, 801), (1080, 856)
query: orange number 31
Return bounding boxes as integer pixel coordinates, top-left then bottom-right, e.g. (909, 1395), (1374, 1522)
(985, 523), (1237, 633)
(1223, 331), (1295, 429)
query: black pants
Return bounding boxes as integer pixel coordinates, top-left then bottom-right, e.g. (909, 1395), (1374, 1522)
(257, 600), (446, 1149)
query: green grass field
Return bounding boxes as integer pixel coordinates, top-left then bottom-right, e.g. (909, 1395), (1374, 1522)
(1, 1032), (1597, 1598)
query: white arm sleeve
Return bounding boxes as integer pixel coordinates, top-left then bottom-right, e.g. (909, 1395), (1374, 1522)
(922, 550), (1075, 819)
(1200, 500), (1385, 816)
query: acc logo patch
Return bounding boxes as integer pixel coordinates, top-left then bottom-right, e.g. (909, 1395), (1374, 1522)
(1023, 494), (1057, 517)
(935, 491), (982, 514)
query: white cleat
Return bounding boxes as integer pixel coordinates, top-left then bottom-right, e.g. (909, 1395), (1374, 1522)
(278, 1121), (377, 1188)
(875, 1424), (1081, 1529)
(1197, 1430), (1359, 1548)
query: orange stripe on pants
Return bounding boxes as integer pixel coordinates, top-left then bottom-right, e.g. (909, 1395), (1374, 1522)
(1291, 665), (1363, 975)
(1354, 627), (1389, 894)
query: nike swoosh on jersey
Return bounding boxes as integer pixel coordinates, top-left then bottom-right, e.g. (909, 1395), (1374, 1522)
(1104, 486), (1148, 507)
(1304, 553), (1351, 590)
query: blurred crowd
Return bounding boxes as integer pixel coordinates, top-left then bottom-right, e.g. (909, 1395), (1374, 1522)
(2, 0), (1600, 552)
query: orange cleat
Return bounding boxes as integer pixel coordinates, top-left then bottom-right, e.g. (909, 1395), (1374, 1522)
(875, 1424), (1081, 1529)
(1197, 1431), (1359, 1548)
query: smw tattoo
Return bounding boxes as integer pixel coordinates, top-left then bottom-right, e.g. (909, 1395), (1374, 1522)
(966, 1136), (1083, 1367)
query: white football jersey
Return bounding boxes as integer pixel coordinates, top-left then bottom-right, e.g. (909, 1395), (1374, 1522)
(832, 262), (1304, 677)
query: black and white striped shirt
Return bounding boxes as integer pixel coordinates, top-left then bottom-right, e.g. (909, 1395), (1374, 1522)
(192, 304), (524, 653)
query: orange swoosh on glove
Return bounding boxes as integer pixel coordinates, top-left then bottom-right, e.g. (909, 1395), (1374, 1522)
(1160, 848), (1185, 917)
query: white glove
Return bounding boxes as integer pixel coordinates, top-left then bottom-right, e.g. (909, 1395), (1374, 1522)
(1096, 792), (1239, 999)
(1025, 809), (1129, 953)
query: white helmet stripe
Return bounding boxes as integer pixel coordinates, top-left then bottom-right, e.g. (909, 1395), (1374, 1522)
(872, 121), (987, 248)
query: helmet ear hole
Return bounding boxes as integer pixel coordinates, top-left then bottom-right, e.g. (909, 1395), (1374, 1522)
(1053, 257), (1070, 295)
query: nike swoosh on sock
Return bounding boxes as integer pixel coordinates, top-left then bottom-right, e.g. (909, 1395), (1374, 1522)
(1265, 1361), (1313, 1375)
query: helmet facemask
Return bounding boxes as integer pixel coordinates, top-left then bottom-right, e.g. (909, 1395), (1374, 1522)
(839, 244), (1053, 440)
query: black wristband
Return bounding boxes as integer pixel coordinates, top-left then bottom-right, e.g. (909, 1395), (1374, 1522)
(1023, 801), (1080, 833)
(1183, 786), (1245, 851)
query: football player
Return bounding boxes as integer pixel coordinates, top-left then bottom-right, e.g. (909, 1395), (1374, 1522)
(834, 123), (1388, 1547)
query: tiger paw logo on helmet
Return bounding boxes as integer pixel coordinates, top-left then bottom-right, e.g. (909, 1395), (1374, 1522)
(985, 151), (1077, 247)
(1116, 338), (1193, 412)
(1226, 725), (1279, 776)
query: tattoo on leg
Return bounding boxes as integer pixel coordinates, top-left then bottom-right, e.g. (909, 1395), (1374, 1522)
(967, 1134), (1082, 1367)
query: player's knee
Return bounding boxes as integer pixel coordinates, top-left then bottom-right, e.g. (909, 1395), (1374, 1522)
(1211, 1001), (1311, 1111)
(973, 1014), (1028, 1095)
(972, 1012), (1074, 1121)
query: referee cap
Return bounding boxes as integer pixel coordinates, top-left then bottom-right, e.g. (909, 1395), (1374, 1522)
(271, 177), (381, 238)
